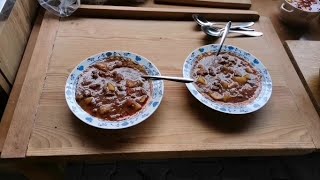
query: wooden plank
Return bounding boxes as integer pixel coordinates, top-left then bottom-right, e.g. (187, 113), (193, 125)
(0, 11), (43, 153)
(280, 39), (320, 151)
(0, 0), (38, 84)
(0, 12), (60, 158)
(284, 41), (320, 112)
(75, 5), (260, 21)
(19, 16), (319, 158)
(154, 0), (251, 9)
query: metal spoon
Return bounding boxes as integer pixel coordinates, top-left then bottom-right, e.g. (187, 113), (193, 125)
(216, 21), (231, 56)
(202, 25), (263, 37)
(192, 14), (254, 31)
(142, 75), (194, 83)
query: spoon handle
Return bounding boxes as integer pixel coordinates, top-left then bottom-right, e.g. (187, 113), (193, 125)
(216, 21), (231, 56)
(142, 75), (194, 83)
(215, 22), (254, 30)
(232, 22), (255, 29)
(228, 30), (263, 37)
(238, 27), (254, 31)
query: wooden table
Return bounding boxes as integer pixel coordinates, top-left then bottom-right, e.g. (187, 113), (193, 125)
(285, 41), (320, 113)
(1, 0), (320, 159)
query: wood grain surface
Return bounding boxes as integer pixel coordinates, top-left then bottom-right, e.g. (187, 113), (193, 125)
(75, 5), (260, 21)
(154, 0), (251, 9)
(0, 0), (38, 84)
(285, 41), (320, 113)
(0, 11), (43, 153)
(3, 15), (316, 159)
(0, 13), (60, 158)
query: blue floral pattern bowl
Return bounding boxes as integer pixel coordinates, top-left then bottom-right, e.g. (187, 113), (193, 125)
(65, 51), (164, 129)
(183, 44), (272, 114)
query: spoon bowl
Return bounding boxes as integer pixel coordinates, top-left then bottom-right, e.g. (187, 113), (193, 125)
(201, 25), (221, 37)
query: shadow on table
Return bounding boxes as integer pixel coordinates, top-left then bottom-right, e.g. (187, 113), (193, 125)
(69, 88), (262, 150)
(185, 90), (261, 134)
(69, 107), (163, 150)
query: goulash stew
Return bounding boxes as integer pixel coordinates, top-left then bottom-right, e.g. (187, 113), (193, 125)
(76, 56), (152, 121)
(192, 52), (262, 104)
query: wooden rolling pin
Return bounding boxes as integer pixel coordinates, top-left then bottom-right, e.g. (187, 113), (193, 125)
(154, 0), (252, 9)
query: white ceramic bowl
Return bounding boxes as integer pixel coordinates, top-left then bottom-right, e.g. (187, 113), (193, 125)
(65, 51), (164, 129)
(183, 44), (272, 114)
(279, 0), (320, 26)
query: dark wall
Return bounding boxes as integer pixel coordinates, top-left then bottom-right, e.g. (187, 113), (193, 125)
(0, 86), (8, 119)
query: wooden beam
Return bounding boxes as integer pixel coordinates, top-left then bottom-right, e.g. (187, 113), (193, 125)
(154, 0), (252, 9)
(75, 5), (260, 21)
(0, 0), (38, 84)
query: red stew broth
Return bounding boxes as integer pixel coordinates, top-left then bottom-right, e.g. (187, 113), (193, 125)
(76, 56), (152, 121)
(192, 52), (262, 104)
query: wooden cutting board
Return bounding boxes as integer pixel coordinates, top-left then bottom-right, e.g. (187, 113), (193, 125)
(154, 0), (252, 9)
(2, 12), (320, 159)
(285, 40), (320, 113)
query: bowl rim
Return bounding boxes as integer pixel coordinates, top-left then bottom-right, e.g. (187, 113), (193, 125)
(183, 44), (273, 114)
(65, 50), (164, 129)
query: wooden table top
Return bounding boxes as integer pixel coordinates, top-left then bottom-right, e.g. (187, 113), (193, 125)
(1, 0), (320, 159)
(285, 40), (320, 113)
(1, 12), (320, 159)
